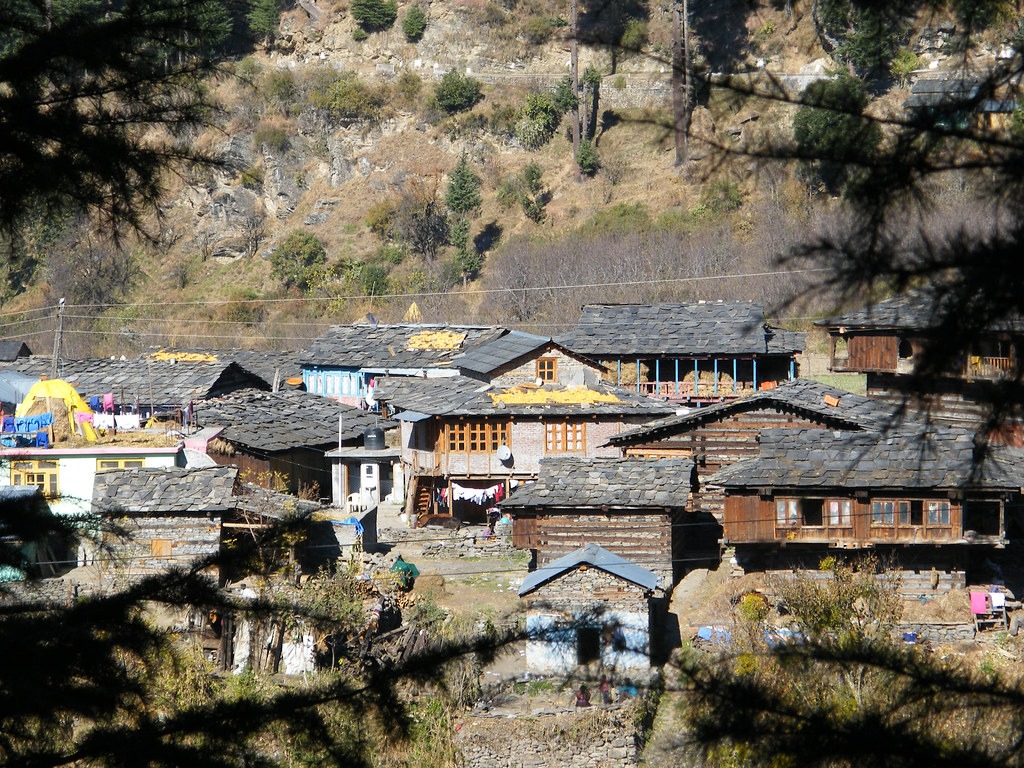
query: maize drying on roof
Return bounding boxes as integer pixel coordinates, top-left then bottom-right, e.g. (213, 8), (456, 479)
(489, 386), (620, 406)
(149, 350), (219, 363)
(406, 330), (467, 351)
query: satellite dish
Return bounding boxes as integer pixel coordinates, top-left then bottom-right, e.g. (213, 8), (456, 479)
(496, 444), (512, 462)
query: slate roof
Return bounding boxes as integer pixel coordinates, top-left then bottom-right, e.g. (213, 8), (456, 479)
(0, 342), (32, 362)
(302, 324), (508, 369)
(817, 288), (1024, 334)
(607, 378), (905, 446)
(233, 483), (322, 520)
(454, 331), (598, 377)
(519, 543), (660, 596)
(218, 350), (302, 386)
(709, 427), (1024, 490)
(198, 389), (394, 452)
(3, 356), (270, 406)
(92, 466), (238, 515)
(557, 303), (805, 357)
(904, 76), (980, 109)
(376, 376), (677, 418)
(500, 457), (692, 509)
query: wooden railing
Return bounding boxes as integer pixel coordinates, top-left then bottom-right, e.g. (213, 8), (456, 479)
(965, 355), (1014, 379)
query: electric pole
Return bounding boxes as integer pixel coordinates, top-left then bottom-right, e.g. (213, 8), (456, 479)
(50, 297), (65, 379)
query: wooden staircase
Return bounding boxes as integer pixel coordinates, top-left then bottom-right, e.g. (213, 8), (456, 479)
(406, 476), (434, 521)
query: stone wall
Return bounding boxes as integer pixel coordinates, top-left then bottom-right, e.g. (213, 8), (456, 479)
(380, 523), (517, 559)
(455, 702), (641, 768)
(898, 621), (976, 643)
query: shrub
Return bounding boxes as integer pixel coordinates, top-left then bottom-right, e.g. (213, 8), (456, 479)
(514, 91), (560, 149)
(270, 230), (327, 293)
(395, 71), (422, 102)
(351, 0), (397, 31)
(357, 263), (390, 296)
(239, 165), (264, 189)
(553, 75), (578, 114)
(434, 70), (482, 114)
(259, 69), (296, 113)
(620, 18), (647, 52)
(352, 27), (368, 41)
(310, 72), (386, 123)
(445, 155), (482, 216)
(522, 15), (555, 43)
(253, 122), (288, 151)
(577, 139), (599, 176)
(700, 179), (742, 214)
(890, 47), (922, 86)
(401, 4), (427, 41)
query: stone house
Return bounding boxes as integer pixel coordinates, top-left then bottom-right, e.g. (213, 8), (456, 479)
(501, 456), (693, 585)
(92, 466), (238, 583)
(518, 543), (663, 674)
(557, 302), (805, 404)
(375, 375), (675, 524)
(454, 330), (604, 387)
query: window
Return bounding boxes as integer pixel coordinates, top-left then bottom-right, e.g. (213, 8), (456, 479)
(828, 499), (852, 526)
(97, 458), (145, 471)
(545, 421), (585, 453)
(151, 539), (172, 558)
(801, 499), (823, 526)
(871, 500), (895, 525)
(927, 500), (951, 525)
(11, 460), (58, 497)
(776, 499), (798, 526)
(447, 421), (510, 453)
(536, 357), (558, 383)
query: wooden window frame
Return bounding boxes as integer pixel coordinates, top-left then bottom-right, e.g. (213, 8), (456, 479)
(775, 498), (799, 527)
(11, 460), (58, 498)
(927, 500), (951, 525)
(536, 357), (558, 383)
(97, 458), (145, 471)
(447, 420), (511, 454)
(871, 500), (896, 525)
(827, 499), (852, 527)
(545, 420), (585, 453)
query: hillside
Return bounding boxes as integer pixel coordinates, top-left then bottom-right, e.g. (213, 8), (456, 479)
(5, 0), (1020, 356)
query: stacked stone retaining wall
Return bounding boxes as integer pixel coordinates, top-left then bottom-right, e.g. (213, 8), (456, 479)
(455, 702), (641, 768)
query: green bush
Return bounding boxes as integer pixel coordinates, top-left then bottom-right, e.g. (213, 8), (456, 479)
(239, 165), (264, 189)
(522, 15), (555, 43)
(434, 70), (482, 114)
(793, 72), (881, 195)
(620, 18), (647, 51)
(352, 27), (368, 41)
(577, 139), (599, 176)
(553, 75), (578, 114)
(514, 91), (560, 149)
(401, 4), (427, 41)
(445, 155), (482, 216)
(351, 0), (397, 31)
(890, 47), (922, 86)
(270, 231), (327, 293)
(358, 263), (390, 296)
(310, 72), (386, 122)
(700, 179), (742, 214)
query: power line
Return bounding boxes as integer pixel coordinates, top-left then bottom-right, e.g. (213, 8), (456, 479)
(53, 267), (831, 310)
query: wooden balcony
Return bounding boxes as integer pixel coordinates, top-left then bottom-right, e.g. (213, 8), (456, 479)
(965, 355), (1014, 380)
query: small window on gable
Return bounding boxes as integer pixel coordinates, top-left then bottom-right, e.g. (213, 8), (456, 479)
(536, 357), (558, 383)
(151, 539), (172, 558)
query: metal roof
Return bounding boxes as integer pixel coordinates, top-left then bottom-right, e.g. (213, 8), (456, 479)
(500, 456), (692, 509)
(557, 302), (805, 357)
(518, 543), (660, 596)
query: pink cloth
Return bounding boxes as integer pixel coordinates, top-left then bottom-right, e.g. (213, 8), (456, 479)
(102, 393), (115, 413)
(970, 591), (988, 614)
(74, 412), (94, 424)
